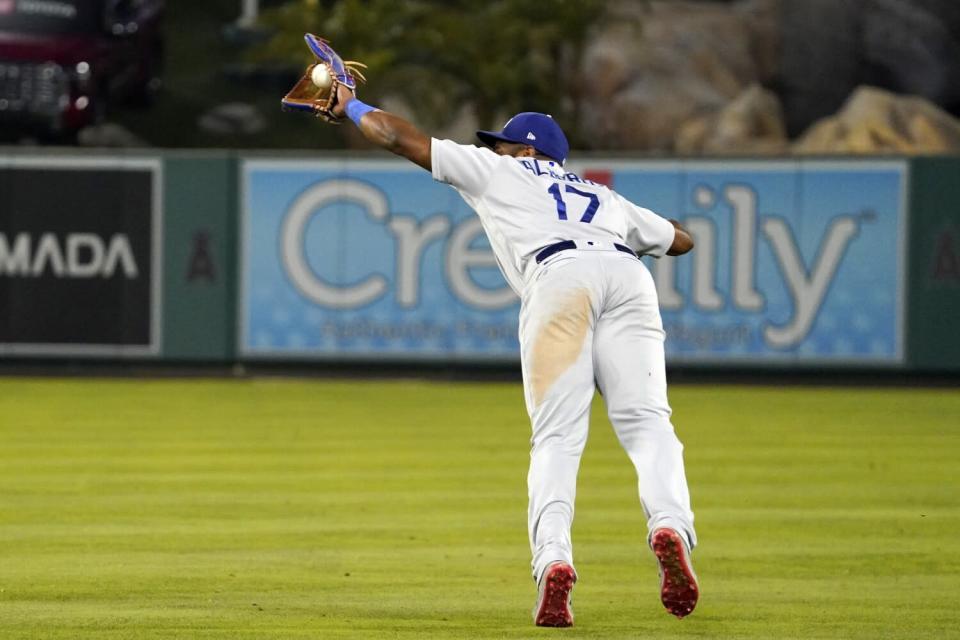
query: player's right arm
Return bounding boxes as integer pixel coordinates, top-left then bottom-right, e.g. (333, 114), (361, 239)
(333, 84), (432, 171)
(667, 220), (694, 256)
(618, 193), (692, 258)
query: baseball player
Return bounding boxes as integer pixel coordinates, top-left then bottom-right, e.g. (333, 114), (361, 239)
(283, 36), (699, 627)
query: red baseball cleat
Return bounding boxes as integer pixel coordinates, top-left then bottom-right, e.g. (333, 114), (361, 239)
(533, 562), (577, 627)
(651, 528), (699, 619)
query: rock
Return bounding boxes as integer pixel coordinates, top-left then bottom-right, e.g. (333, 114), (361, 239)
(861, 0), (960, 106)
(793, 86), (960, 154)
(777, 0), (960, 136)
(197, 102), (266, 136)
(675, 84), (788, 155)
(736, 0), (781, 83)
(777, 0), (862, 137)
(578, 0), (781, 151)
(575, 0), (960, 152)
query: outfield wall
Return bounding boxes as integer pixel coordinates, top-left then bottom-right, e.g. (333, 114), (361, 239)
(1, 150), (957, 371)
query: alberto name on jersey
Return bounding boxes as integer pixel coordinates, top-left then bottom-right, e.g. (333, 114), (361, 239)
(517, 157), (599, 186)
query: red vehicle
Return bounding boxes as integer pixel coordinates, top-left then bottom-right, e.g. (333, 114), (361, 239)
(0, 0), (163, 141)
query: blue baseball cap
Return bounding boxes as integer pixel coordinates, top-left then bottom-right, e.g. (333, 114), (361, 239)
(477, 112), (570, 164)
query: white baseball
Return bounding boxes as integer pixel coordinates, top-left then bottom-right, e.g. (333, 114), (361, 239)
(311, 64), (332, 89)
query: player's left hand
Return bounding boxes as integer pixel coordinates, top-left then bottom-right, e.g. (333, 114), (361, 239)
(281, 34), (366, 123)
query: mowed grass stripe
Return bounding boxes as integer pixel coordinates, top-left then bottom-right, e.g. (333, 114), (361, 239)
(1, 379), (958, 639)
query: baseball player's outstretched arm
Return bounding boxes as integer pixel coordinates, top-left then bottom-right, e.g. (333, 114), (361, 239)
(334, 84), (432, 171)
(667, 220), (694, 256)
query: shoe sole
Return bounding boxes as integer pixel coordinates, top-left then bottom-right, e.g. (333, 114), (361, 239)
(652, 529), (699, 619)
(534, 563), (576, 627)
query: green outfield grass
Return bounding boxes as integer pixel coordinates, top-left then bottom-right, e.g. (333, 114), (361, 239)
(1, 378), (958, 639)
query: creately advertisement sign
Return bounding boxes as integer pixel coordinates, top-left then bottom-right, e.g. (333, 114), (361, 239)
(241, 159), (905, 364)
(0, 157), (162, 356)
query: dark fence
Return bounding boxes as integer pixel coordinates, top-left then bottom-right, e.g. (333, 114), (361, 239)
(1, 150), (957, 371)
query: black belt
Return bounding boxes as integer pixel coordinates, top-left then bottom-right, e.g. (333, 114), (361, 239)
(535, 240), (637, 264)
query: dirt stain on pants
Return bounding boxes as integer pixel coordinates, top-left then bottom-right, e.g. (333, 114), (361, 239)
(529, 289), (592, 407)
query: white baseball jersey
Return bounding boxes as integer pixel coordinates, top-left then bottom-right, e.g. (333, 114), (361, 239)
(430, 138), (676, 295)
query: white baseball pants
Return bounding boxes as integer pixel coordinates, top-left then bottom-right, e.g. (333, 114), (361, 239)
(518, 246), (696, 583)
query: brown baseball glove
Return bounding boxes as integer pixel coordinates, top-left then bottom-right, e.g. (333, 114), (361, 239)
(281, 34), (367, 124)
